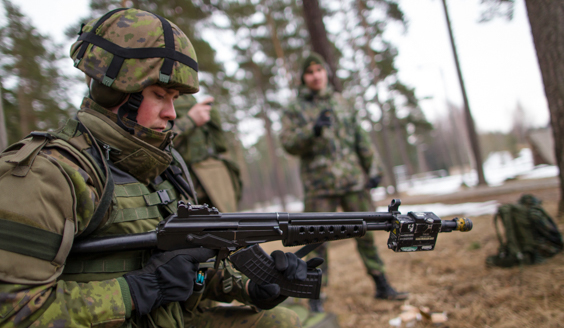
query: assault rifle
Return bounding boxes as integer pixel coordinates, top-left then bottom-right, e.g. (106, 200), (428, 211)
(71, 199), (472, 299)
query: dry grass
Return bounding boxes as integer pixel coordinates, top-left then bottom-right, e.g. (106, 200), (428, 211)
(263, 184), (564, 328)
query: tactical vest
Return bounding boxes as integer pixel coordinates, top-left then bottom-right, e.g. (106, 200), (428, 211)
(0, 118), (186, 279)
(0, 118), (219, 325)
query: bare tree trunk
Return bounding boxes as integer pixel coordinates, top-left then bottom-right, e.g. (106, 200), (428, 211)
(355, 0), (399, 194)
(17, 85), (32, 138)
(524, 0), (564, 215)
(262, 0), (295, 87)
(249, 60), (288, 211)
(441, 0), (487, 186)
(371, 116), (398, 195)
(0, 86), (7, 151)
(261, 108), (288, 211)
(301, 0), (343, 92)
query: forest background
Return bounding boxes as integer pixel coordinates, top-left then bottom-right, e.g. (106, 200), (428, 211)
(0, 0), (558, 212)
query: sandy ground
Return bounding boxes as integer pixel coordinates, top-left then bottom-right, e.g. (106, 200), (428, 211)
(262, 178), (563, 327)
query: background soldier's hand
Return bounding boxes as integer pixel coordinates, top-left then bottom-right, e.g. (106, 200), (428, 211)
(247, 251), (323, 310)
(124, 248), (215, 316)
(365, 175), (382, 189)
(187, 96), (214, 126)
(313, 108), (332, 137)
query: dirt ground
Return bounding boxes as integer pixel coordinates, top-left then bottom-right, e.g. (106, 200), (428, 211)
(263, 179), (564, 328)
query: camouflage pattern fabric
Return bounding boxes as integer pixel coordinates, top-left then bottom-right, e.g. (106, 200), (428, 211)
(173, 95), (242, 210)
(304, 191), (385, 286)
(487, 194), (563, 268)
(185, 305), (301, 328)
(0, 97), (296, 328)
(70, 8), (199, 95)
(280, 86), (381, 198)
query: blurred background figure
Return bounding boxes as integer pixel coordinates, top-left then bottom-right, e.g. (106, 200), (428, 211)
(280, 53), (408, 313)
(173, 95), (242, 212)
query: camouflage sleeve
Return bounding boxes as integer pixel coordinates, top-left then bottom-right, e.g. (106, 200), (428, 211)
(279, 105), (316, 156)
(0, 279), (128, 327)
(173, 114), (198, 137)
(201, 267), (252, 305)
(0, 148), (130, 327)
(355, 121), (382, 177)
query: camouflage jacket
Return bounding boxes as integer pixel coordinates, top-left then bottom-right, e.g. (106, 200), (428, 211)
(172, 98), (242, 208)
(0, 98), (252, 327)
(280, 86), (381, 197)
(173, 98), (228, 165)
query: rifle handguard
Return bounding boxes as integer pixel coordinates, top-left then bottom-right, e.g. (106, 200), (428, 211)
(229, 244), (323, 299)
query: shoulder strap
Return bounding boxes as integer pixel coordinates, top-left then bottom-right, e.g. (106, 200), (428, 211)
(6, 132), (51, 177)
(75, 122), (115, 239)
(170, 147), (198, 204)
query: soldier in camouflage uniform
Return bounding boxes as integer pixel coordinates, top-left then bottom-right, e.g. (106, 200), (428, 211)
(280, 53), (408, 312)
(0, 9), (319, 327)
(172, 95), (242, 213)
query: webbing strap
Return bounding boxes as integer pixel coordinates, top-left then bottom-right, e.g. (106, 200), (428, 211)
(76, 123), (115, 240)
(53, 119), (80, 142)
(113, 206), (161, 223)
(103, 55), (125, 86)
(0, 219), (62, 261)
(75, 8), (127, 66)
(114, 184), (151, 197)
(74, 8), (198, 80)
(77, 32), (198, 73)
(153, 14), (175, 82)
(144, 189), (176, 206)
(63, 256), (143, 274)
(170, 148), (198, 203)
(7, 135), (49, 177)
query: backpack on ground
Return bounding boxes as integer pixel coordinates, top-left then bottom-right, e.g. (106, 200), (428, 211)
(486, 194), (563, 268)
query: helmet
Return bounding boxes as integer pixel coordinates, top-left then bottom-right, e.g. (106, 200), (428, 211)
(70, 8), (199, 132)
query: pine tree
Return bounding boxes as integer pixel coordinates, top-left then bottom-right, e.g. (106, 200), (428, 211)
(0, 0), (75, 144)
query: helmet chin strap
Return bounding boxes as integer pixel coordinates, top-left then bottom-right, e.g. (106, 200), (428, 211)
(117, 92), (144, 134)
(163, 119), (175, 132)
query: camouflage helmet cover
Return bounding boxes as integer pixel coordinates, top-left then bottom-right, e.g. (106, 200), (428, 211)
(70, 8), (199, 95)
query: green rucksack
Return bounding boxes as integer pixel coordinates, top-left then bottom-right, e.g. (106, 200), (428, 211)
(486, 194), (563, 268)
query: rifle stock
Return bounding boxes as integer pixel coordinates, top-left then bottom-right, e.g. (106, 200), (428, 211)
(71, 199), (472, 299)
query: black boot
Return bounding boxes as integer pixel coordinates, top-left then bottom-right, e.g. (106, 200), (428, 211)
(308, 298), (325, 313)
(372, 273), (409, 300)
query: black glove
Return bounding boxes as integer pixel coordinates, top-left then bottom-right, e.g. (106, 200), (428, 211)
(313, 109), (332, 137)
(124, 248), (215, 316)
(365, 175), (382, 189)
(248, 251), (324, 310)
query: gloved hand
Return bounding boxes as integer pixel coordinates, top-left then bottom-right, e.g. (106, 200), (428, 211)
(313, 109), (332, 137)
(365, 175), (382, 189)
(248, 251), (324, 310)
(124, 248), (215, 316)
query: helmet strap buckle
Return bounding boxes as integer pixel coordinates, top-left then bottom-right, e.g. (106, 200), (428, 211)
(159, 72), (171, 83)
(102, 76), (115, 87)
(116, 92), (144, 134)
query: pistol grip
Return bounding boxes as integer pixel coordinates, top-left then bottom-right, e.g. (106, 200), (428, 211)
(229, 244), (322, 299)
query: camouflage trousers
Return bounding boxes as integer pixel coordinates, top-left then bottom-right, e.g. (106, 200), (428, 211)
(185, 305), (301, 328)
(304, 190), (385, 286)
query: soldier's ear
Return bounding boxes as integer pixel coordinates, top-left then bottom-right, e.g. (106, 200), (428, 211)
(89, 78), (128, 108)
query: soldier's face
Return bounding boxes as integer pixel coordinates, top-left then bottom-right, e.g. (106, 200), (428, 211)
(136, 85), (179, 132)
(303, 63), (328, 92)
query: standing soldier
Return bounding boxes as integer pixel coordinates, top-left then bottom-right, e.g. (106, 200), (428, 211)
(0, 9), (319, 327)
(280, 53), (408, 312)
(173, 95), (242, 213)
